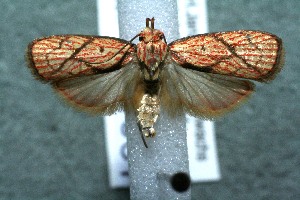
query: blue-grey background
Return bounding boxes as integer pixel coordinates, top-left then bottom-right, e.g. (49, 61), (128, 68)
(0, 0), (299, 199)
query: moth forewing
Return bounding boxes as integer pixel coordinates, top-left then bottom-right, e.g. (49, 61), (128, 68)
(169, 30), (284, 82)
(27, 35), (135, 81)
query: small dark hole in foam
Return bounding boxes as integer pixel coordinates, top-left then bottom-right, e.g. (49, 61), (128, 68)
(170, 172), (190, 192)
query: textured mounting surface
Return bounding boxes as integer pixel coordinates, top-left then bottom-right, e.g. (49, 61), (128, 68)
(118, 0), (191, 199)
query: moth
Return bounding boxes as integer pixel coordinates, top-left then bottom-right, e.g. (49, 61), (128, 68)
(27, 17), (284, 147)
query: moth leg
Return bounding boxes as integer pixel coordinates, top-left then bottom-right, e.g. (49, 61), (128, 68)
(137, 123), (149, 148)
(137, 124), (156, 138)
(137, 122), (156, 148)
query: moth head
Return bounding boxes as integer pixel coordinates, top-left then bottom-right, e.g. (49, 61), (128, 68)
(139, 27), (165, 43)
(138, 17), (166, 44)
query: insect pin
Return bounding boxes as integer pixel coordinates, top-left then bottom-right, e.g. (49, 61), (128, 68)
(27, 17), (284, 148)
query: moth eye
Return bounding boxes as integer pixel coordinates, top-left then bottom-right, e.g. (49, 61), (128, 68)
(139, 36), (144, 41)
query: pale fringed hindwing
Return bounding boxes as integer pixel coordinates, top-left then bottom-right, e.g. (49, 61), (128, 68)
(160, 57), (255, 119)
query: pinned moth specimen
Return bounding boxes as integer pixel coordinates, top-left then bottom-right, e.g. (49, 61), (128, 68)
(27, 18), (284, 147)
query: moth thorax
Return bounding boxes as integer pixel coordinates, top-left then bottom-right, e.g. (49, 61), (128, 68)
(137, 94), (160, 137)
(137, 38), (168, 81)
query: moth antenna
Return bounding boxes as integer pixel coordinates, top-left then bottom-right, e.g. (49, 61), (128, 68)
(162, 34), (167, 44)
(151, 17), (155, 29)
(88, 33), (139, 65)
(146, 18), (151, 27)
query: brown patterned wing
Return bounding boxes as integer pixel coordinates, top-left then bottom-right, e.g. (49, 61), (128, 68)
(27, 35), (135, 82)
(169, 30), (284, 82)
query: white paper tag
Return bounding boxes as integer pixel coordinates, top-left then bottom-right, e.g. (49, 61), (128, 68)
(178, 0), (221, 183)
(104, 113), (129, 187)
(186, 116), (221, 182)
(97, 0), (221, 188)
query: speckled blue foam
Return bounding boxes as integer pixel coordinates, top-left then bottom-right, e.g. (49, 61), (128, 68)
(118, 0), (191, 199)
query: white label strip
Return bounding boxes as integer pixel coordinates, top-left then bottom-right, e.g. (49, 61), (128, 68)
(103, 112), (129, 187)
(177, 0), (208, 36)
(178, 0), (221, 182)
(186, 116), (221, 182)
(98, 0), (220, 188)
(97, 0), (119, 37)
